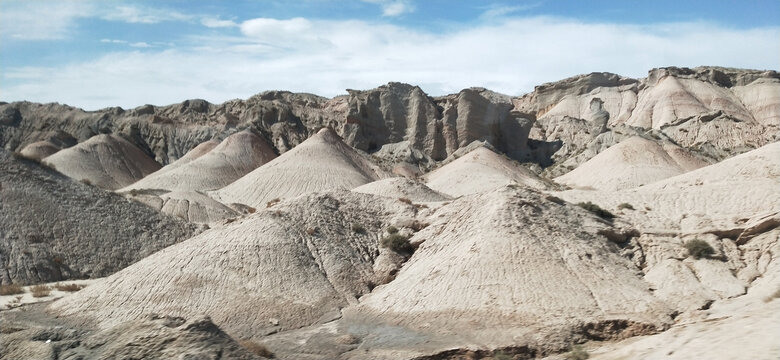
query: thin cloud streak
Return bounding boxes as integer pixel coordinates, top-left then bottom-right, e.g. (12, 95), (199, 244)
(2, 17), (778, 110)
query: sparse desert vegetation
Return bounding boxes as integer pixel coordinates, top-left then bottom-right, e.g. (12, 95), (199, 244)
(577, 201), (615, 220)
(381, 233), (413, 255)
(238, 340), (275, 358)
(30, 285), (51, 298)
(54, 283), (86, 292)
(684, 239), (716, 259)
(0, 284), (25, 296)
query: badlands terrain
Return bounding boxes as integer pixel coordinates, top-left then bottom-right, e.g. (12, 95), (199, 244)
(0, 66), (778, 359)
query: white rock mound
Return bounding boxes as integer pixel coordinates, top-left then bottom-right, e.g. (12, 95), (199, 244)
(425, 146), (549, 197)
(19, 140), (61, 160)
(555, 136), (709, 191)
(214, 128), (385, 208)
(49, 191), (410, 338)
(352, 177), (451, 202)
(43, 134), (161, 190)
(343, 186), (671, 353)
(122, 130), (276, 192)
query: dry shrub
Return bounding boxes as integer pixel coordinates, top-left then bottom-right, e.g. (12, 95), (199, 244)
(306, 227), (318, 236)
(381, 234), (413, 255)
(576, 201), (615, 220)
(408, 220), (429, 232)
(565, 345), (590, 360)
(266, 198), (281, 208)
(0, 284), (25, 296)
(80, 178), (92, 186)
(351, 223), (366, 234)
(398, 197), (412, 205)
(30, 285), (51, 298)
(238, 340), (275, 358)
(386, 226), (399, 234)
(684, 239), (715, 259)
(55, 283), (85, 292)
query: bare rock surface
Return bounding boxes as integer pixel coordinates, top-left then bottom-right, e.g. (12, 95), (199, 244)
(18, 140), (61, 160)
(129, 190), (240, 224)
(555, 136), (709, 190)
(122, 129), (277, 193)
(0, 150), (198, 285)
(0, 308), (267, 360)
(50, 191), (416, 339)
(43, 133), (162, 190)
(214, 128), (387, 208)
(425, 145), (550, 197)
(352, 177), (451, 202)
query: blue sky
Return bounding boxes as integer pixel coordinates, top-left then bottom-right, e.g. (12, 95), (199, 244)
(1, 0), (778, 110)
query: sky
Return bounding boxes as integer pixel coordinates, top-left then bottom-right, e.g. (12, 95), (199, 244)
(1, 0), (778, 110)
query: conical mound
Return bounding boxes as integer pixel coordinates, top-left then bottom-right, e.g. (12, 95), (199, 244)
(0, 150), (196, 285)
(19, 140), (61, 160)
(343, 186), (671, 349)
(214, 128), (385, 208)
(424, 146), (549, 197)
(43, 134), (161, 190)
(352, 177), (451, 202)
(122, 131), (276, 192)
(130, 190), (239, 224)
(559, 141), (780, 233)
(555, 136), (709, 191)
(50, 191), (409, 338)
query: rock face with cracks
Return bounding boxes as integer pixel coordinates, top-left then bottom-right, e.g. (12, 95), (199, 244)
(43, 133), (161, 190)
(50, 191), (416, 339)
(0, 150), (198, 285)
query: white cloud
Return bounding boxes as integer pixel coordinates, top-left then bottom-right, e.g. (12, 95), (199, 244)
(101, 5), (192, 24)
(100, 38), (128, 44)
(201, 17), (238, 28)
(0, 1), (93, 40)
(362, 0), (414, 17)
(2, 17), (778, 110)
(129, 42), (152, 48)
(479, 3), (541, 20)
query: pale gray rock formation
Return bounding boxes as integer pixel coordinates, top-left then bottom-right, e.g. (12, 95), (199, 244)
(352, 177), (451, 202)
(50, 191), (419, 339)
(18, 140), (61, 160)
(214, 128), (387, 208)
(122, 130), (277, 193)
(130, 190), (240, 224)
(43, 133), (162, 190)
(0, 150), (198, 285)
(0, 310), (267, 359)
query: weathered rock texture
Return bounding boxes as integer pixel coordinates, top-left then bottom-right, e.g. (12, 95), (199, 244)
(50, 191), (419, 339)
(0, 150), (198, 285)
(2, 67), (776, 178)
(122, 129), (277, 193)
(43, 133), (162, 190)
(555, 136), (710, 190)
(0, 310), (268, 359)
(214, 128), (387, 208)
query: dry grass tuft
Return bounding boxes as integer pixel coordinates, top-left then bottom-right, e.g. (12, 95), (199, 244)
(54, 283), (86, 292)
(398, 197), (412, 205)
(30, 284), (51, 298)
(239, 340), (275, 358)
(266, 198), (281, 208)
(0, 284), (25, 296)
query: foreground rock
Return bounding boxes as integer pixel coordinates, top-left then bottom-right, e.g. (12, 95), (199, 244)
(0, 309), (268, 359)
(50, 191), (418, 340)
(0, 150), (198, 285)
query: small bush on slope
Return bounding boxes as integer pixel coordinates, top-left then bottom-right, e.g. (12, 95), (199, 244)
(577, 202), (615, 220)
(684, 239), (715, 259)
(0, 284), (24, 295)
(381, 234), (413, 255)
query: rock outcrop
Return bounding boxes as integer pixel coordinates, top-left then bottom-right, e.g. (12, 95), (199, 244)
(0, 150), (198, 285)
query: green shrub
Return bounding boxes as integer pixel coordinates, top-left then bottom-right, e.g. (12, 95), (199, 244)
(565, 345), (589, 360)
(684, 239), (715, 259)
(351, 223), (366, 234)
(381, 234), (413, 255)
(617, 203), (634, 210)
(386, 226), (399, 234)
(577, 201), (615, 220)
